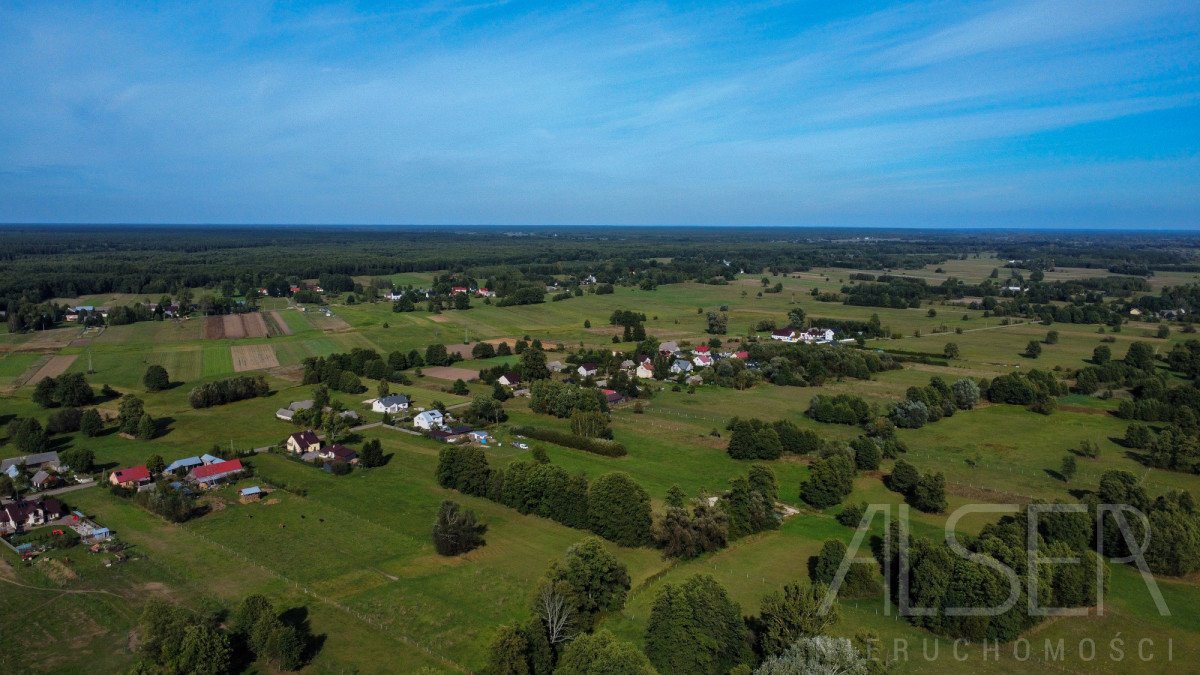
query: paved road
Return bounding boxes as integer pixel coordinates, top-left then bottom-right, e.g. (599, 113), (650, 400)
(1, 479), (98, 505)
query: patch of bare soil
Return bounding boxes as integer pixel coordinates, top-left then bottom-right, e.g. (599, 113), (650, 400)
(241, 312), (269, 338)
(231, 344), (279, 371)
(222, 314), (246, 339)
(27, 355), (78, 384)
(204, 316), (225, 339)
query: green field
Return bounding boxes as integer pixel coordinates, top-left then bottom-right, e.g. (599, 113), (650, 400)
(3, 256), (1200, 673)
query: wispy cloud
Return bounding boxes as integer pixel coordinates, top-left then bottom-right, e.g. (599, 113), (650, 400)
(0, 0), (1197, 226)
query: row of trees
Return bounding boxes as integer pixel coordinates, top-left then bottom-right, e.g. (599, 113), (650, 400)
(437, 447), (653, 547)
(137, 594), (315, 673)
(188, 375), (269, 409)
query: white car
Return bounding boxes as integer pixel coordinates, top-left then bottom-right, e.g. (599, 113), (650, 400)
(514, 442), (529, 450)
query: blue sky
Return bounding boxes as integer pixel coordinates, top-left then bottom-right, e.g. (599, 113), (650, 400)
(1, 1), (1197, 227)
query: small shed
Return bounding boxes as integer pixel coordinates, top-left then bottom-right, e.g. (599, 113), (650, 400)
(239, 486), (264, 503)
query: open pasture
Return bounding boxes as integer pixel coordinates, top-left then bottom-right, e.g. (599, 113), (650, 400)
(420, 365), (480, 381)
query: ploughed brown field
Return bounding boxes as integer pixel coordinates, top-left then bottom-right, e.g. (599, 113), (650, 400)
(204, 313), (270, 339)
(231, 344), (279, 372)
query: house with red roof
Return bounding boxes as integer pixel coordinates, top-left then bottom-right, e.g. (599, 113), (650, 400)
(110, 466), (152, 488)
(451, 286), (469, 295)
(734, 350), (749, 360)
(601, 389), (624, 404)
(188, 459), (244, 488)
(692, 345), (711, 354)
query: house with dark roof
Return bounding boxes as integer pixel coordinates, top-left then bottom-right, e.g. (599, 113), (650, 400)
(577, 363), (599, 377)
(601, 389), (624, 404)
(1, 498), (67, 533)
(319, 445), (359, 464)
(498, 373), (522, 387)
(670, 359), (694, 374)
(372, 394), (411, 414)
(110, 466), (152, 488)
(286, 430), (322, 454)
(188, 459), (244, 488)
(430, 426), (473, 443)
(31, 470), (58, 490)
(771, 328), (799, 343)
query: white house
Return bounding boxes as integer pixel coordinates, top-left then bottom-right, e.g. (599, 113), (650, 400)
(577, 363), (599, 377)
(692, 354), (714, 367)
(636, 364), (655, 379)
(770, 328), (799, 343)
(800, 328), (836, 344)
(373, 394), (411, 414)
(286, 430), (322, 454)
(498, 373), (522, 387)
(414, 410), (445, 430)
(670, 359), (693, 374)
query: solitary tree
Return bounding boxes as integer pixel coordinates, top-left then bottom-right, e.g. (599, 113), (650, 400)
(1024, 340), (1043, 358)
(143, 365), (170, 392)
(432, 500), (487, 556)
(1060, 454), (1077, 482)
(755, 579), (839, 658)
(943, 342), (960, 359)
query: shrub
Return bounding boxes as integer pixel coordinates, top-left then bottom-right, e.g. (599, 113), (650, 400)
(509, 425), (626, 457)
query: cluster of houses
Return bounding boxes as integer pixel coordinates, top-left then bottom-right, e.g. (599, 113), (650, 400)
(2, 451), (69, 491)
(769, 327), (836, 344)
(276, 399), (361, 423)
(383, 286), (495, 301)
(110, 454), (245, 491)
(64, 305), (109, 322)
(285, 430), (360, 464)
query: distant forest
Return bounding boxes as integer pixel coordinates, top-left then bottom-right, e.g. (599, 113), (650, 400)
(3, 225), (1198, 306)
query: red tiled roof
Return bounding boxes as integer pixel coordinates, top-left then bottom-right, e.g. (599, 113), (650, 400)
(192, 459), (243, 480)
(693, 345), (710, 353)
(113, 466), (150, 483)
(735, 351), (749, 359)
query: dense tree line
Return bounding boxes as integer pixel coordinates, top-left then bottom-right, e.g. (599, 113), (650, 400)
(529, 380), (608, 419)
(188, 375), (269, 408)
(436, 446), (652, 547)
(748, 341), (898, 387)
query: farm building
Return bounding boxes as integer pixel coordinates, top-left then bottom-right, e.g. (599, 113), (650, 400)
(239, 486), (263, 502)
(164, 456), (203, 474)
(110, 466), (152, 488)
(1, 451), (62, 477)
(275, 408), (296, 422)
(188, 459), (244, 488)
(286, 430), (322, 454)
